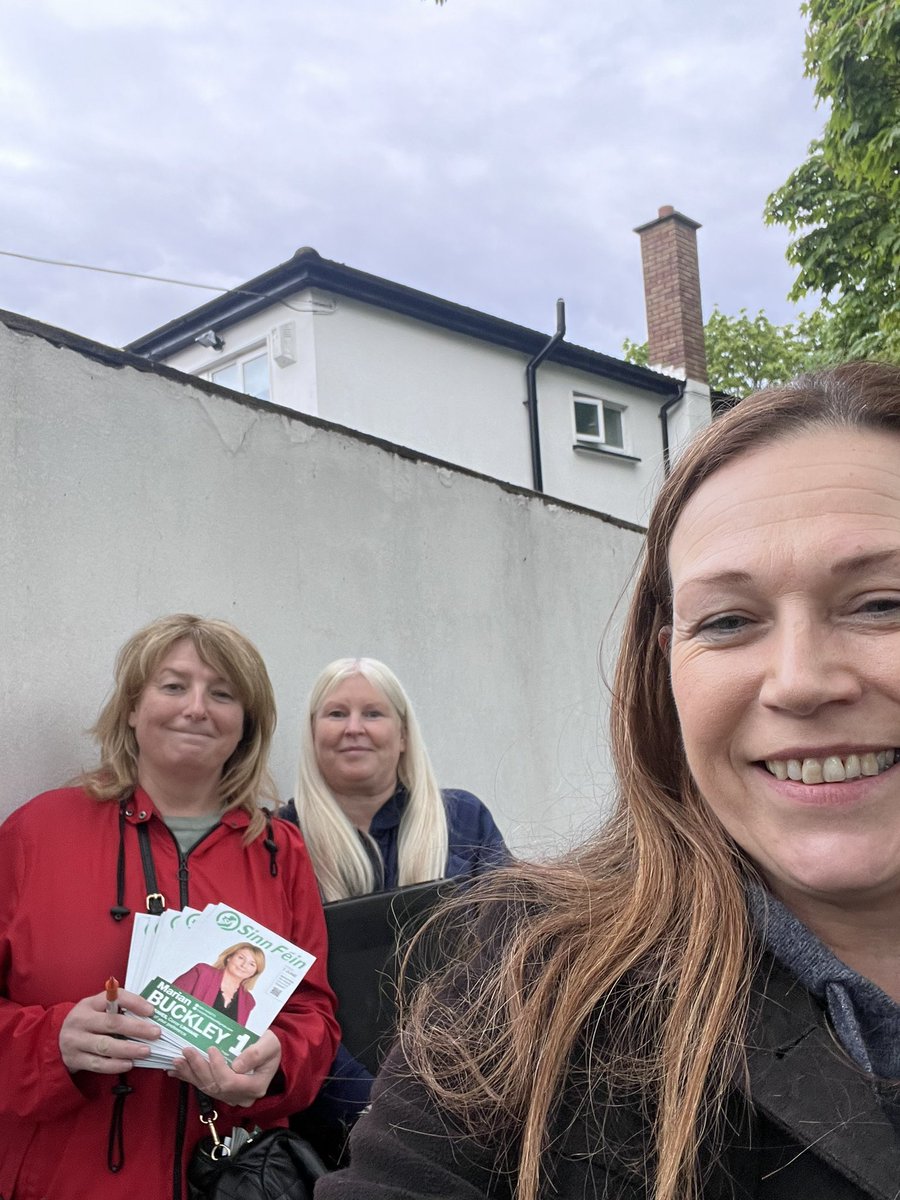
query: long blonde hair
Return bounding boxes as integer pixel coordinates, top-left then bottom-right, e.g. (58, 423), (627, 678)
(402, 362), (900, 1200)
(295, 658), (449, 901)
(81, 614), (278, 841)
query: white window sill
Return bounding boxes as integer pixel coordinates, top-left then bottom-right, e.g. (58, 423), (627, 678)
(573, 442), (641, 463)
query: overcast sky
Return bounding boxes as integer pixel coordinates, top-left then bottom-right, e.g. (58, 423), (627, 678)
(1, 0), (823, 357)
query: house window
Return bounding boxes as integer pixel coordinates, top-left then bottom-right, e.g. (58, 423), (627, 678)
(206, 348), (270, 403)
(573, 394), (625, 450)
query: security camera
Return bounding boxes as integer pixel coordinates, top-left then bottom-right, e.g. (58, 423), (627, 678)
(195, 329), (224, 351)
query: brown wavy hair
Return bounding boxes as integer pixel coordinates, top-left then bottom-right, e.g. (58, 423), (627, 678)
(81, 614), (277, 841)
(401, 361), (900, 1200)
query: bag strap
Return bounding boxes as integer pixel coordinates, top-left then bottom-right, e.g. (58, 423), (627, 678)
(135, 819), (166, 915)
(111, 796), (167, 919)
(107, 803), (167, 1173)
(129, 810), (238, 1152)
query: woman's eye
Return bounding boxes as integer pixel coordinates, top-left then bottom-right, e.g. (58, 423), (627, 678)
(857, 596), (900, 618)
(212, 689), (235, 701)
(697, 613), (751, 637)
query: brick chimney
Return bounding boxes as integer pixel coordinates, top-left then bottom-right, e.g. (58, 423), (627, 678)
(634, 206), (707, 384)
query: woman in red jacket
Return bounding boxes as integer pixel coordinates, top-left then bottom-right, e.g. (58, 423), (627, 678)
(0, 614), (339, 1200)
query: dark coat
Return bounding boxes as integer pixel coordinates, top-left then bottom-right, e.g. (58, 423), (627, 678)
(315, 956), (900, 1198)
(286, 786), (509, 1158)
(281, 786), (508, 892)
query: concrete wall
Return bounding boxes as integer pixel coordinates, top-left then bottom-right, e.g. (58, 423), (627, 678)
(1, 312), (645, 855)
(164, 290), (673, 526)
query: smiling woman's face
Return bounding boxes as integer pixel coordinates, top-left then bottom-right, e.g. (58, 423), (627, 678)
(226, 948), (259, 981)
(667, 426), (900, 922)
(313, 674), (405, 803)
(127, 639), (245, 798)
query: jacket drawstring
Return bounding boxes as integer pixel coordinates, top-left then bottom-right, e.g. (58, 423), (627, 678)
(107, 1076), (134, 1172)
(264, 811), (279, 877)
(109, 800), (132, 923)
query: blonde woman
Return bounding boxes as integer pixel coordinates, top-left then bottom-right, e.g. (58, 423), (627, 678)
(283, 657), (507, 1161)
(285, 657), (507, 901)
(320, 361), (900, 1200)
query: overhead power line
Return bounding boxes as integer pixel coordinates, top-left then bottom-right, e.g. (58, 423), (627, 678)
(0, 248), (335, 316)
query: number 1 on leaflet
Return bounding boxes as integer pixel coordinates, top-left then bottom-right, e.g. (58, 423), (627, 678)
(228, 1033), (251, 1057)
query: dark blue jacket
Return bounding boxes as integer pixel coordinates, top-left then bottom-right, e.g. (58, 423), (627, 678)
(283, 786), (508, 1145)
(354, 785), (508, 890)
(281, 785), (507, 892)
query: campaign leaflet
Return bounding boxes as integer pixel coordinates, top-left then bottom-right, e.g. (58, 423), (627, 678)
(122, 903), (316, 1068)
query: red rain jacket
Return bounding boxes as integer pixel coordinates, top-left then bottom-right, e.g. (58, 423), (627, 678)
(0, 787), (339, 1200)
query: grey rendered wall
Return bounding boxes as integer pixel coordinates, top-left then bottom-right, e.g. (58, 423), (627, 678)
(1, 316), (644, 857)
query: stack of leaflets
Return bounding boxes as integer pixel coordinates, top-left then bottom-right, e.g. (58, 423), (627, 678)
(122, 903), (315, 1068)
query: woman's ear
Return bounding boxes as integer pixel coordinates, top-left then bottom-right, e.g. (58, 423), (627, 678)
(658, 625), (672, 655)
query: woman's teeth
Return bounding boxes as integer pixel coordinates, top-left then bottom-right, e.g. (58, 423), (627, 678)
(764, 750), (898, 784)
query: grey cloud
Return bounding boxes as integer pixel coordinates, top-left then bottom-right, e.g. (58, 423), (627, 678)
(1, 0), (823, 353)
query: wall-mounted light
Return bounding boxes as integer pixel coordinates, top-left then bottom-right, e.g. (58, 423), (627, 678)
(195, 329), (224, 351)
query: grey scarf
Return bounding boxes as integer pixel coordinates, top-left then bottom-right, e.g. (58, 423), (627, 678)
(747, 884), (900, 1081)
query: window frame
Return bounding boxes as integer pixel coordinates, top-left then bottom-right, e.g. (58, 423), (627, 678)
(203, 343), (272, 403)
(572, 392), (627, 453)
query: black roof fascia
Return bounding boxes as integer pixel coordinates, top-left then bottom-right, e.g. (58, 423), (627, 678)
(125, 250), (679, 398)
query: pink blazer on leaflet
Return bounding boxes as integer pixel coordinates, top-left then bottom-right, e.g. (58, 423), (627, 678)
(172, 962), (257, 1026)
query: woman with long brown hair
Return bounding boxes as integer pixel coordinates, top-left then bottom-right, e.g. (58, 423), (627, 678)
(319, 361), (900, 1200)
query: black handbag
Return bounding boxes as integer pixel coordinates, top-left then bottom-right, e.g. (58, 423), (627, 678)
(187, 1093), (328, 1200)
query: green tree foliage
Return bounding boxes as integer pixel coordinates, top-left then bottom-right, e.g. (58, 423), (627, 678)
(765, 0), (900, 361)
(620, 337), (649, 369)
(622, 305), (832, 397)
(703, 306), (832, 394)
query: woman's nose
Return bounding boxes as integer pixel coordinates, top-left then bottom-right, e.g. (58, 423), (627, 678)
(344, 710), (365, 734)
(182, 685), (209, 718)
(758, 619), (862, 714)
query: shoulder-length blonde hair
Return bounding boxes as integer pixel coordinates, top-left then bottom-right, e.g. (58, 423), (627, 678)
(402, 361), (900, 1200)
(81, 613), (277, 842)
(295, 658), (448, 901)
(212, 941), (266, 992)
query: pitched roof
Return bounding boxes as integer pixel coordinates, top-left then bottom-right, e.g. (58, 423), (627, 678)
(125, 247), (679, 398)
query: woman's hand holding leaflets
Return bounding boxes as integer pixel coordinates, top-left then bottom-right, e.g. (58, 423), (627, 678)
(59, 986), (160, 1074)
(169, 1028), (283, 1107)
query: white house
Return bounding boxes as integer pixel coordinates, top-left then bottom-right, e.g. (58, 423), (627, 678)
(127, 207), (713, 528)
